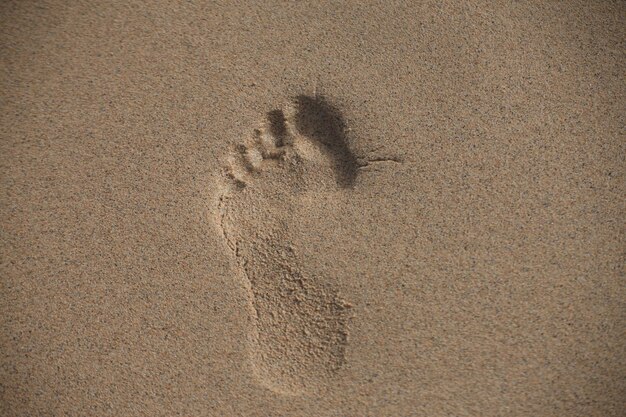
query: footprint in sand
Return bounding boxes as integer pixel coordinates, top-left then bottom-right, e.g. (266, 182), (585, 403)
(218, 95), (387, 395)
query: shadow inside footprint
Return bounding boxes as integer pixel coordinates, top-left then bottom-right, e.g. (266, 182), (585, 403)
(293, 95), (359, 188)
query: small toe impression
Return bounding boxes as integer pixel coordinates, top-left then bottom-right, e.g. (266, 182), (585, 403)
(266, 109), (289, 147)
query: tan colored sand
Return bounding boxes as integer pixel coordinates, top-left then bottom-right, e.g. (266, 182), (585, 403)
(1, 1), (624, 416)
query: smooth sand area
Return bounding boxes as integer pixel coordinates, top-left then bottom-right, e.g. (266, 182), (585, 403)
(1, 1), (624, 416)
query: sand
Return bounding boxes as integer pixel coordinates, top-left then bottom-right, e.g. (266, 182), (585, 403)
(1, 1), (624, 416)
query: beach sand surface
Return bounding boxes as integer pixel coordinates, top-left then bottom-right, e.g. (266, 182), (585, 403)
(1, 1), (624, 416)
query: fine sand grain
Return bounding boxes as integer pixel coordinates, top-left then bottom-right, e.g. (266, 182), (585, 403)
(1, 1), (625, 416)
